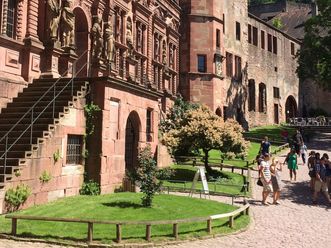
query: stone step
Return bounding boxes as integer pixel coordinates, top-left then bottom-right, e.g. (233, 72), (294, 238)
(0, 144), (37, 152)
(0, 150), (32, 159)
(0, 117), (60, 125)
(11, 94), (76, 104)
(30, 79), (88, 88)
(0, 110), (67, 119)
(0, 123), (55, 133)
(22, 84), (85, 93)
(1, 105), (69, 115)
(0, 158), (20, 167)
(7, 100), (72, 109)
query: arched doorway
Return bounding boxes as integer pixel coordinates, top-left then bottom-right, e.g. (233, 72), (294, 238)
(73, 8), (88, 77)
(285, 95), (297, 122)
(124, 111), (141, 191)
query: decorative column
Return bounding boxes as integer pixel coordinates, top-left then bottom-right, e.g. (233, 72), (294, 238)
(25, 0), (39, 40)
(16, 0), (24, 40)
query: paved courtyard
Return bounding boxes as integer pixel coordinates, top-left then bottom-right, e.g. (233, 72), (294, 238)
(1, 133), (331, 248)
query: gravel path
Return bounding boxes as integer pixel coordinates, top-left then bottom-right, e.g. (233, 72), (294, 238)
(1, 132), (331, 248)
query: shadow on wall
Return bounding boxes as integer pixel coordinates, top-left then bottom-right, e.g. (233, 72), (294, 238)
(225, 64), (249, 131)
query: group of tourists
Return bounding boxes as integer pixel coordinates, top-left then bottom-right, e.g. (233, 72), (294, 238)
(257, 130), (331, 206)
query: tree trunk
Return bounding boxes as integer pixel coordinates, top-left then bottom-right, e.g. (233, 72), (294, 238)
(203, 149), (213, 174)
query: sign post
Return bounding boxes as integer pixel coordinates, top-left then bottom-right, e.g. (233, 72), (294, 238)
(189, 166), (210, 198)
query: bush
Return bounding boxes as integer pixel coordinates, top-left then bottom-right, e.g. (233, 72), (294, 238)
(5, 184), (31, 212)
(79, 180), (101, 195)
(127, 145), (166, 207)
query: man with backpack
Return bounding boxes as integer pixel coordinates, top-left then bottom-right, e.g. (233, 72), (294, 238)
(313, 156), (331, 205)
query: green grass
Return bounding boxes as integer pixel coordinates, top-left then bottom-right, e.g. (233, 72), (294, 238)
(0, 193), (249, 244)
(163, 165), (247, 196)
(244, 125), (295, 143)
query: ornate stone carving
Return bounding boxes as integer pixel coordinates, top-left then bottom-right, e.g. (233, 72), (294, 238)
(47, 0), (61, 40)
(154, 35), (159, 60)
(126, 18), (134, 56)
(91, 16), (103, 59)
(169, 45), (174, 67)
(61, 0), (75, 47)
(162, 41), (167, 65)
(104, 22), (115, 62)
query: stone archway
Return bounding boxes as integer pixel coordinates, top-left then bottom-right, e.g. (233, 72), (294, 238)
(74, 7), (88, 77)
(285, 95), (297, 122)
(124, 111), (141, 191)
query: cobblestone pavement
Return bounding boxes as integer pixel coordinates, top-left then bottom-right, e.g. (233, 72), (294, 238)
(1, 132), (331, 248)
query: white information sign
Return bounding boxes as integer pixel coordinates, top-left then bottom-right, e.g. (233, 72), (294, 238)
(189, 166), (209, 197)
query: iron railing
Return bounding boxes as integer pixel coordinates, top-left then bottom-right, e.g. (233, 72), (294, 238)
(0, 50), (89, 176)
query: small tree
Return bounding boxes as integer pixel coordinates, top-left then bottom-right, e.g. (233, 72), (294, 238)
(127, 145), (172, 207)
(163, 105), (249, 174)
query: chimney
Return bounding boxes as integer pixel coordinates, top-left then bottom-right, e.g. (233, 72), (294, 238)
(311, 0), (319, 16)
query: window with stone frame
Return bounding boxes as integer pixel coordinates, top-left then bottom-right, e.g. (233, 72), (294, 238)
(6, 0), (17, 39)
(248, 79), (256, 111)
(234, 55), (242, 81)
(252, 27), (258, 46)
(236, 22), (241, 41)
(248, 24), (252, 44)
(273, 36), (277, 54)
(197, 54), (207, 73)
(226, 52), (233, 77)
(66, 135), (83, 165)
(258, 83), (267, 113)
(146, 108), (153, 142)
(267, 34), (272, 52)
(261, 30), (265, 49)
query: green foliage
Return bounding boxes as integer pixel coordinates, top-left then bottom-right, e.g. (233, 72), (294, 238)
(53, 149), (61, 163)
(160, 96), (199, 133)
(163, 104), (249, 173)
(272, 18), (283, 29)
(14, 170), (21, 177)
(82, 149), (89, 159)
(5, 184), (31, 212)
(127, 145), (169, 207)
(297, 0), (331, 89)
(39, 171), (52, 183)
(84, 102), (101, 136)
(79, 180), (101, 195)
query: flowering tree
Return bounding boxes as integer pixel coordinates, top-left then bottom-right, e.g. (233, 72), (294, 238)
(163, 105), (249, 174)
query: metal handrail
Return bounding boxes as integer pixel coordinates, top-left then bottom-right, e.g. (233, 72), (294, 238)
(0, 50), (89, 164)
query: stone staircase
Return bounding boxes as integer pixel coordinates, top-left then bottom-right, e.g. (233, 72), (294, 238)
(0, 78), (88, 189)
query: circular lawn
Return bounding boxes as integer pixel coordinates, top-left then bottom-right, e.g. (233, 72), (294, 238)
(0, 193), (249, 244)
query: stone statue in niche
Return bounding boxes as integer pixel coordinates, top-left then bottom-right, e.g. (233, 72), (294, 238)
(162, 41), (167, 65)
(47, 0), (61, 40)
(154, 36), (159, 60)
(137, 24), (142, 50)
(104, 22), (115, 62)
(61, 0), (75, 48)
(126, 18), (134, 56)
(169, 46), (174, 67)
(91, 16), (103, 59)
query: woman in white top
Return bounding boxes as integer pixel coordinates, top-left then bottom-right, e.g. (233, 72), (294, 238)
(260, 153), (273, 205)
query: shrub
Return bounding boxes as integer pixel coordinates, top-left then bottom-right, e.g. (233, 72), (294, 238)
(127, 145), (167, 207)
(5, 184), (31, 212)
(79, 180), (101, 195)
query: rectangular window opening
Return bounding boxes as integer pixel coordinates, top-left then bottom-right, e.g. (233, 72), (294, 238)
(291, 42), (295, 55)
(216, 29), (221, 48)
(6, 0), (16, 38)
(252, 27), (258, 46)
(226, 52), (233, 77)
(236, 22), (241, 41)
(197, 54), (207, 73)
(234, 56), (242, 81)
(248, 24), (252, 44)
(261, 30), (265, 49)
(146, 109), (153, 142)
(66, 135), (83, 165)
(267, 34), (272, 52)
(273, 36), (277, 54)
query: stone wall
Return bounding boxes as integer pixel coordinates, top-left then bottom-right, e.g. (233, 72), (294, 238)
(0, 97), (86, 214)
(247, 14), (299, 127)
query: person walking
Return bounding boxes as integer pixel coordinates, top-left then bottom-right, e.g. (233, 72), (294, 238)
(270, 158), (283, 204)
(284, 148), (298, 181)
(300, 142), (307, 165)
(312, 156), (331, 205)
(322, 153), (331, 193)
(307, 151), (317, 190)
(260, 153), (273, 205)
(292, 129), (303, 155)
(260, 136), (271, 156)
